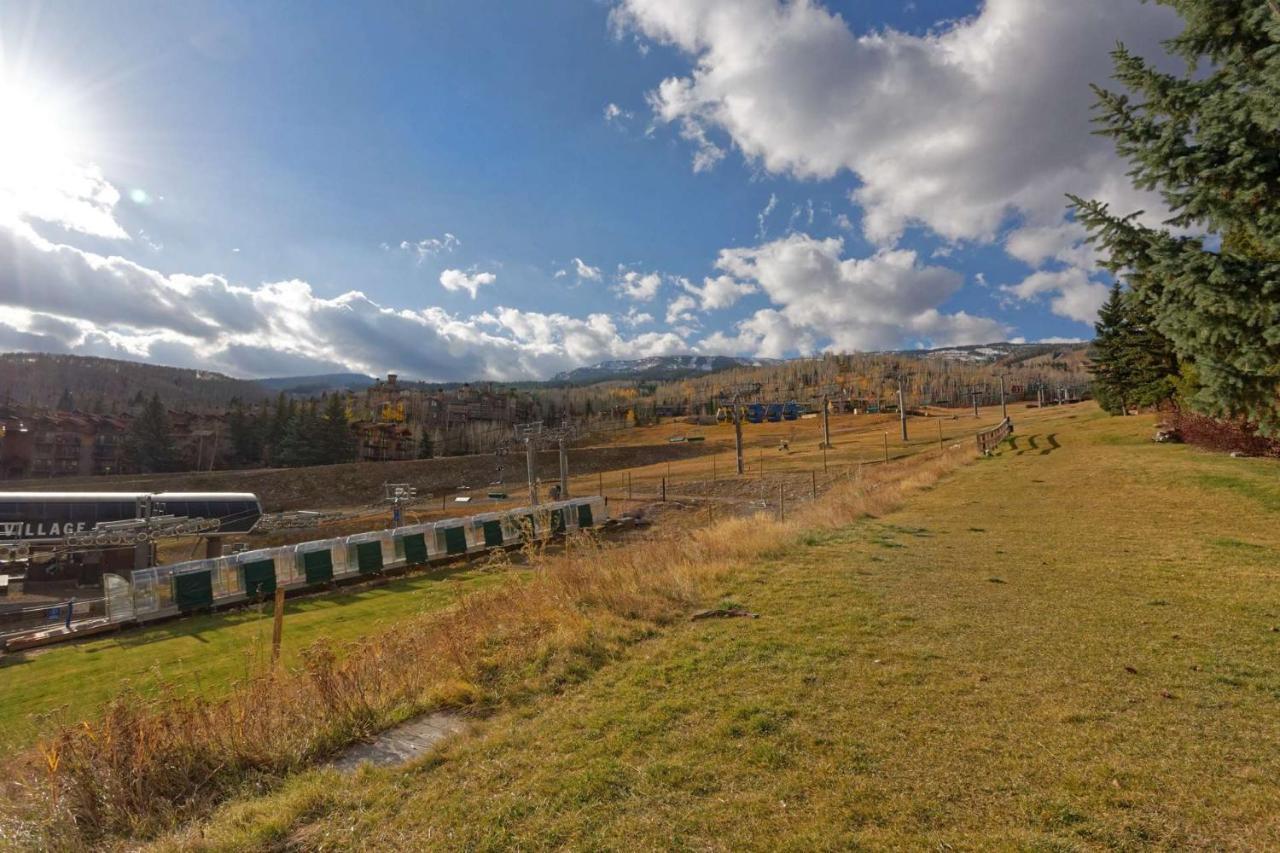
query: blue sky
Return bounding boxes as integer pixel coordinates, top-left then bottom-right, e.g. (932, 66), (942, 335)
(0, 0), (1184, 380)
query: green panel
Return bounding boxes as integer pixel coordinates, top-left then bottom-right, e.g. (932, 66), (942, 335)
(356, 541), (383, 574)
(577, 503), (594, 528)
(303, 549), (334, 584)
(443, 525), (468, 555)
(482, 520), (504, 548)
(243, 559), (277, 596)
(401, 533), (429, 565)
(174, 570), (213, 612)
(550, 508), (566, 534)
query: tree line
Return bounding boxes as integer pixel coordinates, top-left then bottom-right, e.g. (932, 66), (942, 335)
(1078, 1), (1280, 434)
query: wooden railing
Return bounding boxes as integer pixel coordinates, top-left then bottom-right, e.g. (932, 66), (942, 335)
(976, 417), (1013, 455)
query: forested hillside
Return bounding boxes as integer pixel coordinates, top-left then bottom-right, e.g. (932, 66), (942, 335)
(0, 353), (267, 412)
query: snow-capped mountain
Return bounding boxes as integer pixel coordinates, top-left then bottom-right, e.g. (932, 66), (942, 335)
(551, 355), (779, 384)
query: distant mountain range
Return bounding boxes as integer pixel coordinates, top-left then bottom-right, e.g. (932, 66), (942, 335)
(255, 373), (377, 395)
(889, 341), (1090, 365)
(547, 343), (1090, 385)
(550, 355), (781, 385)
(0, 342), (1092, 412)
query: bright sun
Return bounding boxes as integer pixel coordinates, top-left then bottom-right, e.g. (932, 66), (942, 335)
(0, 70), (121, 237)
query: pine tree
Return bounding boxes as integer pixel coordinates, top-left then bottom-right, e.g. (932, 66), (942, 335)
(276, 404), (319, 468)
(265, 393), (294, 464)
(417, 429), (434, 460)
(124, 393), (180, 473)
(56, 388), (75, 411)
(320, 393), (356, 464)
(1090, 285), (1132, 416)
(1071, 1), (1280, 434)
(228, 401), (265, 467)
(1090, 284), (1180, 416)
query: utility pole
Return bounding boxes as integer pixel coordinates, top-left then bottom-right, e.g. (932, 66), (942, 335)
(558, 435), (570, 500)
(515, 421), (544, 506)
(734, 407), (745, 475)
(821, 394), (832, 448)
(720, 383), (759, 476)
(898, 384), (908, 441)
(527, 440), (538, 505)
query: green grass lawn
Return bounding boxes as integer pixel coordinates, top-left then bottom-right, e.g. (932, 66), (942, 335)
(167, 407), (1280, 850)
(0, 562), (509, 753)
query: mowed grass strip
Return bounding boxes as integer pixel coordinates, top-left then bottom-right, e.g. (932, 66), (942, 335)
(167, 409), (1280, 850)
(0, 563), (507, 752)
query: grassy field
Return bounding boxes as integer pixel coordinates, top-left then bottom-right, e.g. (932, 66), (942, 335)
(0, 562), (508, 753)
(1, 404), (1016, 750)
(162, 406), (1280, 850)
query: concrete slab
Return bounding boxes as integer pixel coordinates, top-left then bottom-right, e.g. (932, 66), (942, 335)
(328, 711), (466, 772)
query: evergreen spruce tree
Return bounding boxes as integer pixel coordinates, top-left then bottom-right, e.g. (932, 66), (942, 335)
(276, 402), (318, 467)
(1071, 1), (1280, 433)
(1090, 285), (1133, 416)
(265, 393), (294, 464)
(124, 393), (180, 473)
(228, 400), (265, 467)
(56, 388), (75, 411)
(1090, 284), (1180, 416)
(417, 429), (434, 460)
(320, 393), (356, 464)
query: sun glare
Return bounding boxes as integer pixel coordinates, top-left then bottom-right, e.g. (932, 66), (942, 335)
(0, 69), (121, 236)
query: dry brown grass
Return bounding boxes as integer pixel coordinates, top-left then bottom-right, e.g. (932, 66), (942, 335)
(0, 445), (972, 849)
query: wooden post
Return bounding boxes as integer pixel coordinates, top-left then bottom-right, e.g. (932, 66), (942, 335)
(883, 431), (889, 463)
(999, 375), (1007, 420)
(734, 404), (745, 475)
(661, 477), (666, 502)
(938, 419), (944, 451)
(598, 471), (603, 496)
(898, 386), (908, 441)
(759, 448), (764, 477)
(811, 470), (817, 500)
(558, 437), (570, 500)
(271, 587), (285, 664)
(627, 472), (632, 500)
(821, 395), (831, 449)
(526, 437), (538, 507)
(779, 484), (785, 521)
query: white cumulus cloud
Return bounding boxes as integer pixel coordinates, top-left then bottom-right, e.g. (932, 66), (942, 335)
(615, 267), (663, 301)
(0, 221), (695, 380)
(439, 268), (496, 299)
(613, 0), (1181, 250)
(397, 232), (460, 262)
(707, 232), (1008, 354)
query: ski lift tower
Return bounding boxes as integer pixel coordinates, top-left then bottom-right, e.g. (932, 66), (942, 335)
(514, 421), (545, 506)
(813, 383), (842, 449)
(542, 421), (578, 501)
(968, 384), (986, 418)
(384, 482), (417, 527)
(716, 383), (761, 475)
